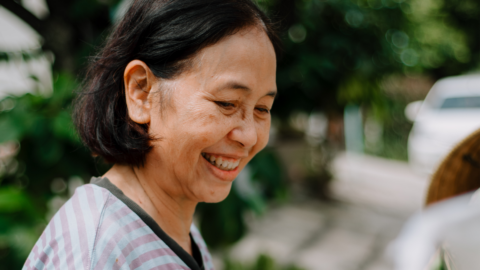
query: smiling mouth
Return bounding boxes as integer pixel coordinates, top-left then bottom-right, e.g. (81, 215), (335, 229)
(201, 153), (240, 171)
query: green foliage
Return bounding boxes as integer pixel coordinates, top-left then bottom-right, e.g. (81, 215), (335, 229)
(0, 73), (110, 268)
(273, 0), (408, 117)
(247, 149), (289, 209)
(197, 189), (248, 248)
(223, 254), (305, 270)
(363, 97), (412, 161)
(268, 0), (480, 161)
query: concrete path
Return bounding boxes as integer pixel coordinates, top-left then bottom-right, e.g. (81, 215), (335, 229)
(220, 152), (430, 270)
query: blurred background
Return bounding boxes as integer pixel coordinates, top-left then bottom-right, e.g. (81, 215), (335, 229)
(1, 0), (479, 269)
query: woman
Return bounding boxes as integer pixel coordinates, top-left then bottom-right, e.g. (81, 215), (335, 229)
(23, 0), (280, 269)
(391, 129), (480, 270)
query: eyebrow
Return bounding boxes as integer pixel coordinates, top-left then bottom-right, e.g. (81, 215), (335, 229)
(218, 81), (277, 98)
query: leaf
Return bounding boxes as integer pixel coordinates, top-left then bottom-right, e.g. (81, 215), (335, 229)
(0, 118), (22, 143)
(0, 187), (29, 213)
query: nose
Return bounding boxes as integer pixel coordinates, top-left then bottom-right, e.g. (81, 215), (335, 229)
(228, 115), (257, 149)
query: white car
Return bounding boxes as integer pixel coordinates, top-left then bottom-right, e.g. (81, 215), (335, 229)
(406, 74), (480, 174)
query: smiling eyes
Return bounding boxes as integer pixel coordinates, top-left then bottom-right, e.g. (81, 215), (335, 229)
(215, 101), (235, 109)
(215, 101), (270, 114)
(256, 107), (270, 113)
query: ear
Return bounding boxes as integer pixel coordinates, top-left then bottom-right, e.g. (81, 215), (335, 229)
(124, 60), (156, 124)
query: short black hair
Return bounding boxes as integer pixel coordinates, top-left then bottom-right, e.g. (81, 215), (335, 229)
(73, 0), (281, 166)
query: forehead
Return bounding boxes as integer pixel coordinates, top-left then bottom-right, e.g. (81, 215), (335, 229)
(186, 26), (277, 94)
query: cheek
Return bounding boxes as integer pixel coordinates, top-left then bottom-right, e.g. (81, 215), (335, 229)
(177, 107), (236, 150)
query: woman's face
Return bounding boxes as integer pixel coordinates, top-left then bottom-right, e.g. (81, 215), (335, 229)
(145, 26), (276, 203)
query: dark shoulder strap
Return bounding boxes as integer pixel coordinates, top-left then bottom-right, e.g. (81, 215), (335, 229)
(91, 177), (204, 270)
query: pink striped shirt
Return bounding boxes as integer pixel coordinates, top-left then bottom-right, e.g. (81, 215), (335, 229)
(23, 178), (215, 270)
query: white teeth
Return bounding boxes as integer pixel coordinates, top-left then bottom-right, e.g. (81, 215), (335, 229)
(202, 153), (239, 171)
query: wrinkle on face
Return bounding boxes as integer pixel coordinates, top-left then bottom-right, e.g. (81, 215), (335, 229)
(144, 25), (276, 203)
(106, 25), (276, 255)
(150, 78), (179, 119)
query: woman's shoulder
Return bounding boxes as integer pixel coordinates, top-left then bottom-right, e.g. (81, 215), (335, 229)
(23, 183), (113, 270)
(24, 182), (217, 270)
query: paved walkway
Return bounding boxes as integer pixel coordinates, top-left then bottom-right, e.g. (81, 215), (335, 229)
(219, 152), (430, 270)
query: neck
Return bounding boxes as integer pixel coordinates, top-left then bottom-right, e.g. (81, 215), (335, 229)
(104, 164), (197, 255)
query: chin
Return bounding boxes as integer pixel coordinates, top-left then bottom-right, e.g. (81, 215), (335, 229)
(199, 183), (233, 203)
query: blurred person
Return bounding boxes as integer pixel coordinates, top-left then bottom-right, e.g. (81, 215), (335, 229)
(23, 0), (280, 269)
(392, 129), (480, 270)
(391, 191), (480, 270)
